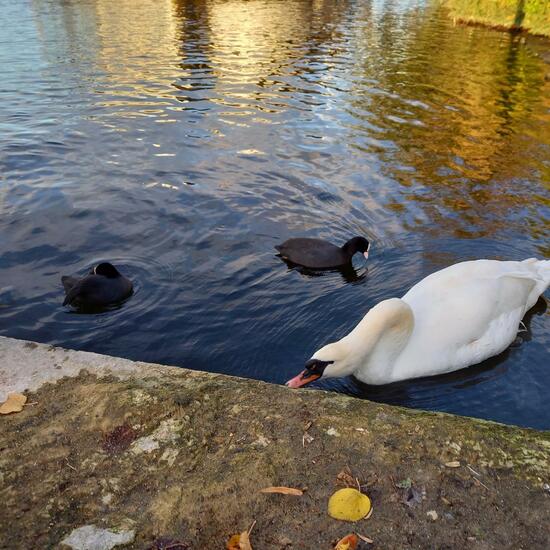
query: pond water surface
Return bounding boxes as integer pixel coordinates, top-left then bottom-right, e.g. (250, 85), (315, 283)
(1, 0), (550, 428)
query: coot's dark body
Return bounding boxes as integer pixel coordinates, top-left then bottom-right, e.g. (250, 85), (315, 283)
(62, 263), (133, 308)
(275, 236), (369, 269)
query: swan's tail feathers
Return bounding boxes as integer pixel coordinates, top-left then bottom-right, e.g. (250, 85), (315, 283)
(535, 259), (550, 285)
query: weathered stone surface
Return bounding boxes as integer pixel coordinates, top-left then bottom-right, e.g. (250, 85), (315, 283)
(61, 525), (135, 550)
(0, 336), (549, 548)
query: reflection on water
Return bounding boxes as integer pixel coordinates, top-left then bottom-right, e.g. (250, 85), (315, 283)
(1, 0), (549, 428)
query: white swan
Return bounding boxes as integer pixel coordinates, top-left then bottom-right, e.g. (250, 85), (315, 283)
(286, 258), (550, 387)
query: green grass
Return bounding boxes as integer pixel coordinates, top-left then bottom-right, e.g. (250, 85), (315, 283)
(439, 0), (550, 36)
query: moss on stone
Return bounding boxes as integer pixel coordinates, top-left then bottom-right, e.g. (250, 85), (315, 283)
(1, 369), (549, 548)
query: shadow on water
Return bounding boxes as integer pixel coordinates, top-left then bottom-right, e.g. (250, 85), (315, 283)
(276, 255), (368, 284)
(64, 295), (135, 315)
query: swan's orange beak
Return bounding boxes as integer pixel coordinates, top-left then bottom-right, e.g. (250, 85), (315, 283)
(286, 370), (320, 388)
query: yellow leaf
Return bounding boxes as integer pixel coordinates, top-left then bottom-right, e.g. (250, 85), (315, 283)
(227, 534), (241, 550)
(0, 393), (27, 415)
(238, 530), (252, 550)
(260, 486), (303, 496)
(335, 534), (358, 549)
(227, 523), (254, 550)
(328, 488), (372, 522)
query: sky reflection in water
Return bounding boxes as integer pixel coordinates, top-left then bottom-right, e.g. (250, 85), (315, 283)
(0, 0), (549, 428)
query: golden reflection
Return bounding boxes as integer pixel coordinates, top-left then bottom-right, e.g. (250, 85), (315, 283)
(171, 0), (352, 109)
(26, 0), (549, 251)
(347, 4), (550, 242)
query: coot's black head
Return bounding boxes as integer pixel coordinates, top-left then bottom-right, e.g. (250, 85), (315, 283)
(342, 236), (370, 259)
(93, 262), (121, 278)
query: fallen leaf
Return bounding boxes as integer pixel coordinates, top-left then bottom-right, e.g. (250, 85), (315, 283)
(328, 488), (372, 522)
(336, 468), (357, 488)
(227, 528), (254, 550)
(334, 534), (358, 549)
(403, 486), (422, 507)
(227, 534), (241, 550)
(427, 510), (438, 521)
(239, 530), (252, 550)
(0, 393), (27, 415)
(102, 424), (137, 454)
(278, 536), (292, 547)
(445, 461), (461, 468)
(396, 478), (412, 489)
(260, 486), (303, 496)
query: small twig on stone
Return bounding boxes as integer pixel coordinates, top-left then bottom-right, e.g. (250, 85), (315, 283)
(65, 458), (77, 471)
(466, 464), (481, 477)
(473, 477), (490, 491)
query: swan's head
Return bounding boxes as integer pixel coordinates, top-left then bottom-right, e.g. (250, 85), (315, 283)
(286, 341), (355, 388)
(286, 298), (413, 388)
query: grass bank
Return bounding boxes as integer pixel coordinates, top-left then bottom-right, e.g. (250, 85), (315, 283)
(438, 0), (550, 36)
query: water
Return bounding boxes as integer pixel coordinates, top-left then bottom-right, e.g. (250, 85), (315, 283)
(1, 0), (549, 429)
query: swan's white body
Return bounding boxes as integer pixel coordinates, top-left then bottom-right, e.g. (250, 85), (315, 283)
(305, 259), (550, 386)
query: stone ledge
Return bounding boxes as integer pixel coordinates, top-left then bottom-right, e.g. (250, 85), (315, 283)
(0, 336), (549, 549)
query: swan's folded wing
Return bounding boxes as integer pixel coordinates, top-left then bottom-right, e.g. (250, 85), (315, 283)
(398, 272), (537, 378)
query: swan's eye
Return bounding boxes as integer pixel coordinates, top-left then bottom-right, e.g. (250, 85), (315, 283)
(303, 359), (334, 377)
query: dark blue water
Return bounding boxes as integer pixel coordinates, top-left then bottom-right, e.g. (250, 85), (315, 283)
(1, 0), (549, 429)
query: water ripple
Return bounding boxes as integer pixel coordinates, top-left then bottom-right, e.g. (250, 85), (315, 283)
(0, 0), (549, 428)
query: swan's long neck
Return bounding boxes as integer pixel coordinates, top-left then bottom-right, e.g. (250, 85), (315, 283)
(344, 298), (414, 384)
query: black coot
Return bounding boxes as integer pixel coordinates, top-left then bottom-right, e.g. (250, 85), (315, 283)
(275, 236), (370, 269)
(62, 263), (133, 308)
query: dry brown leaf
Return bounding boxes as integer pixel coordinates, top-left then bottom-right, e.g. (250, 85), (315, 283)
(227, 534), (241, 550)
(0, 393), (27, 415)
(444, 461), (461, 468)
(336, 468), (357, 488)
(102, 424), (137, 454)
(238, 530), (252, 550)
(227, 522), (255, 550)
(334, 534), (358, 549)
(260, 486), (303, 496)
